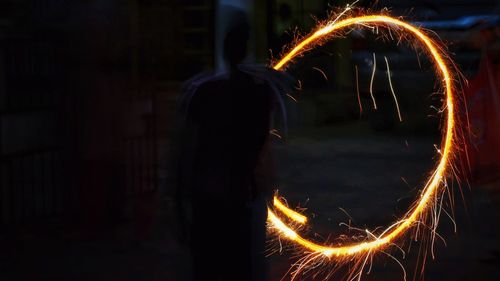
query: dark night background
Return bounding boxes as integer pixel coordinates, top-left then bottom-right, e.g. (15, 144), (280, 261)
(0, 0), (499, 280)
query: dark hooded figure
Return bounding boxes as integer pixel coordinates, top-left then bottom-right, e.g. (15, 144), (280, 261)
(181, 15), (275, 281)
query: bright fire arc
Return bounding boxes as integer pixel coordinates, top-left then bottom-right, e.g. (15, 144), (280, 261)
(267, 15), (457, 260)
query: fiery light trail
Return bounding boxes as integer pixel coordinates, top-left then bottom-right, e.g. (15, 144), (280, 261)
(286, 93), (298, 103)
(273, 196), (308, 224)
(268, 13), (457, 262)
(313, 66), (329, 81)
(384, 56), (403, 122)
(355, 65), (363, 115)
(369, 52), (378, 110)
(270, 129), (283, 139)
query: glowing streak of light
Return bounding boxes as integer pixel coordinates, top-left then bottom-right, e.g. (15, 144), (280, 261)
(312, 67), (329, 81)
(355, 65), (363, 115)
(286, 93), (298, 103)
(270, 129), (283, 139)
(338, 206), (355, 223)
(369, 53), (378, 110)
(384, 56), (403, 122)
(269, 14), (457, 259)
(382, 250), (407, 281)
(295, 80), (302, 90)
(274, 196), (307, 224)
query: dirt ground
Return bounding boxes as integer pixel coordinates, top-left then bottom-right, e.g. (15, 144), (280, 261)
(2, 123), (500, 281)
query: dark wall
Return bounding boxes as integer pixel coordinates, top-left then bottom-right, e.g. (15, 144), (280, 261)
(0, 1), (165, 229)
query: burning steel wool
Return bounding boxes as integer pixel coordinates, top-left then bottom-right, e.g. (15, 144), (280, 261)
(266, 5), (463, 281)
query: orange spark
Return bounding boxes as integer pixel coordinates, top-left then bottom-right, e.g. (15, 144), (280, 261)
(369, 52), (378, 110)
(355, 65), (363, 115)
(384, 56), (403, 122)
(269, 14), (457, 260)
(273, 196), (307, 224)
(286, 93), (298, 103)
(270, 129), (283, 139)
(312, 66), (329, 81)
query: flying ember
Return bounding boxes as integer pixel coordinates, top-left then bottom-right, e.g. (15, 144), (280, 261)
(267, 10), (461, 281)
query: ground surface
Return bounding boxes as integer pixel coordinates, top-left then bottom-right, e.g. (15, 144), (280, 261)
(2, 123), (500, 281)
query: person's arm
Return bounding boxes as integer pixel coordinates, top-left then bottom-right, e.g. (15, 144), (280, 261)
(173, 87), (202, 244)
(253, 86), (278, 200)
(254, 135), (276, 200)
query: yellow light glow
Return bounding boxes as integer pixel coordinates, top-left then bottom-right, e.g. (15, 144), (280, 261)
(273, 196), (308, 224)
(268, 14), (456, 258)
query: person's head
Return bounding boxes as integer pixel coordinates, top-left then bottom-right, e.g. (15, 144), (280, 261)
(223, 15), (250, 67)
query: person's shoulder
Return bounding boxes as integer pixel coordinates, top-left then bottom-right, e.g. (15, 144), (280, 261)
(252, 76), (271, 88)
(196, 78), (224, 92)
(191, 75), (228, 102)
(237, 65), (275, 91)
(252, 77), (274, 96)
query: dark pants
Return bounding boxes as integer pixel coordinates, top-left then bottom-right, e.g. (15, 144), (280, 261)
(190, 197), (268, 281)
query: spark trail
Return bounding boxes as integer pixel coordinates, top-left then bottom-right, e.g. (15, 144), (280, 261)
(369, 53), (378, 110)
(384, 56), (403, 122)
(267, 12), (459, 280)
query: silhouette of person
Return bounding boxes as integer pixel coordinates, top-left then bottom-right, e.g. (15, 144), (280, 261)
(181, 16), (275, 281)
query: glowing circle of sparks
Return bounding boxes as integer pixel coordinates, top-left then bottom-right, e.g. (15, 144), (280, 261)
(268, 15), (456, 258)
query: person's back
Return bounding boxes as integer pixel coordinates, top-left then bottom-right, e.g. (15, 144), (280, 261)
(188, 71), (273, 204)
(184, 15), (274, 281)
